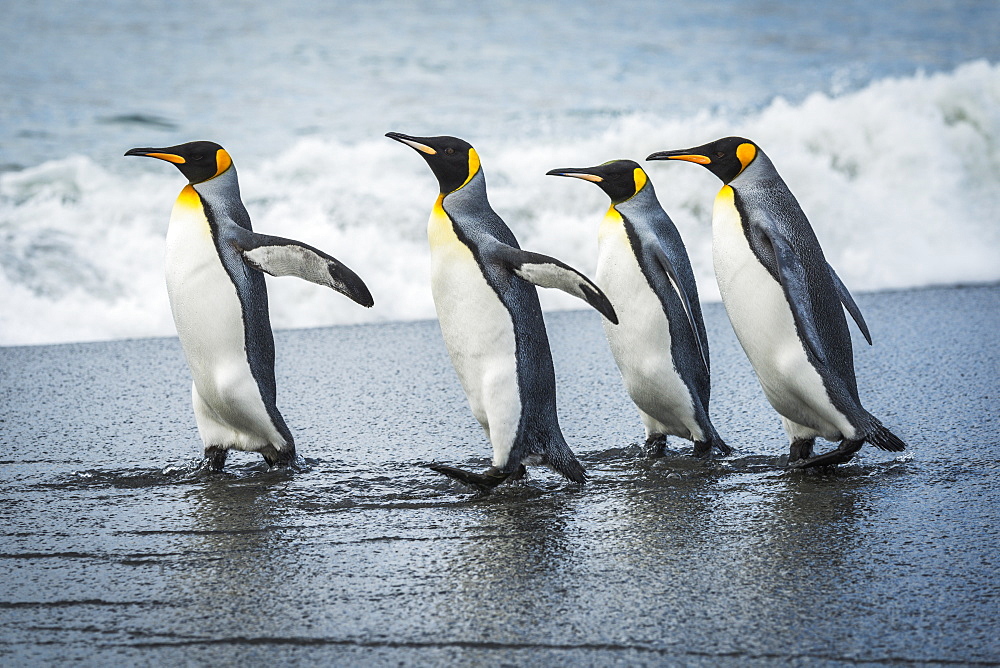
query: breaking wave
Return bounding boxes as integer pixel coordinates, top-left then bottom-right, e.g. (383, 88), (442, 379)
(1, 61), (997, 345)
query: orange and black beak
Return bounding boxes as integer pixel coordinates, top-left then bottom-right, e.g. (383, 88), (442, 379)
(125, 147), (186, 163)
(547, 160), (646, 204)
(647, 137), (755, 184)
(125, 141), (231, 184)
(645, 148), (712, 165)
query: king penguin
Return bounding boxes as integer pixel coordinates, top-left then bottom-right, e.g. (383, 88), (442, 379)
(647, 137), (906, 468)
(385, 132), (618, 492)
(547, 160), (729, 458)
(125, 141), (374, 470)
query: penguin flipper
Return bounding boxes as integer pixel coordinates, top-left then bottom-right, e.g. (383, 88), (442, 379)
(827, 263), (872, 345)
(493, 245), (618, 324)
(240, 234), (374, 308)
(650, 242), (709, 374)
(760, 227), (828, 365)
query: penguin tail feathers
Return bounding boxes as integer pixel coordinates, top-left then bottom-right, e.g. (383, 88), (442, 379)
(693, 423), (732, 458)
(710, 435), (733, 457)
(707, 423), (732, 457)
(864, 415), (907, 452)
(504, 429), (587, 484)
(551, 455), (587, 484)
(541, 438), (587, 484)
(508, 432), (587, 484)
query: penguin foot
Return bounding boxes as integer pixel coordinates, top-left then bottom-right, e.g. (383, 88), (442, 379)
(506, 464), (528, 483)
(204, 447), (228, 472)
(693, 438), (732, 459)
(692, 440), (711, 458)
(261, 445), (296, 468)
(714, 438), (733, 457)
(788, 438), (816, 463)
(644, 435), (668, 458)
(788, 439), (864, 469)
(428, 464), (518, 493)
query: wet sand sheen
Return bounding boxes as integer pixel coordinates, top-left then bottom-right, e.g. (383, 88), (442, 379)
(1, 284), (998, 665)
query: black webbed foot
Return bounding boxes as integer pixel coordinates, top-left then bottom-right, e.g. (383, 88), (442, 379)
(693, 438), (731, 459)
(204, 447), (228, 472)
(692, 440), (712, 458)
(261, 445), (296, 468)
(788, 439), (864, 469)
(788, 438), (815, 463)
(506, 464), (528, 483)
(428, 464), (518, 493)
(644, 434), (668, 458)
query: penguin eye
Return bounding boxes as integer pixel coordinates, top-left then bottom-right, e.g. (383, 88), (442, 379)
(192, 154), (205, 161)
(444, 147), (455, 155)
(716, 151), (725, 159)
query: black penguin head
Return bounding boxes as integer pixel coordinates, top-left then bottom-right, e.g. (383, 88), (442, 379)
(546, 160), (649, 204)
(385, 132), (480, 194)
(647, 136), (759, 184)
(125, 141), (233, 184)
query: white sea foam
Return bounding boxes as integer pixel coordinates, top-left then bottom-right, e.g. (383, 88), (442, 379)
(1, 61), (997, 346)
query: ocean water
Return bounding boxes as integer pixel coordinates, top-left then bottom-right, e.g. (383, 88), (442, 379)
(1, 0), (998, 345)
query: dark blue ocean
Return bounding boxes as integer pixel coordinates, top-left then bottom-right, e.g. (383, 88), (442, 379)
(1, 0), (998, 344)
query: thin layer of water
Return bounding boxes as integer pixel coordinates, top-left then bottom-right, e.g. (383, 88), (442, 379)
(1, 285), (998, 664)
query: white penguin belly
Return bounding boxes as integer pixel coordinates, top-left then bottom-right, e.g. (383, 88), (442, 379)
(428, 204), (521, 466)
(712, 187), (851, 441)
(164, 187), (284, 449)
(597, 214), (699, 441)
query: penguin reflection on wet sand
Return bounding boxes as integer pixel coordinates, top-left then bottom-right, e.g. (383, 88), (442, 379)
(647, 137), (906, 468)
(547, 160), (730, 459)
(125, 141), (374, 470)
(386, 132), (618, 492)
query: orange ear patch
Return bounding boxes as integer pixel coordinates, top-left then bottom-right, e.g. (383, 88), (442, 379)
(736, 143), (757, 171)
(213, 149), (232, 178)
(632, 167), (647, 194)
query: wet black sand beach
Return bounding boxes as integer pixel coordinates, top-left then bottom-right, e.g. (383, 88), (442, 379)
(1, 284), (998, 665)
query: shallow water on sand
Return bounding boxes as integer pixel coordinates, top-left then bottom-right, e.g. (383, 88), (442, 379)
(2, 285), (999, 664)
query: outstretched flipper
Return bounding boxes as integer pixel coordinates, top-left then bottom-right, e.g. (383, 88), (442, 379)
(827, 263), (872, 345)
(759, 225), (828, 365)
(493, 245), (618, 324)
(238, 233), (375, 308)
(428, 464), (523, 493)
(650, 242), (709, 375)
